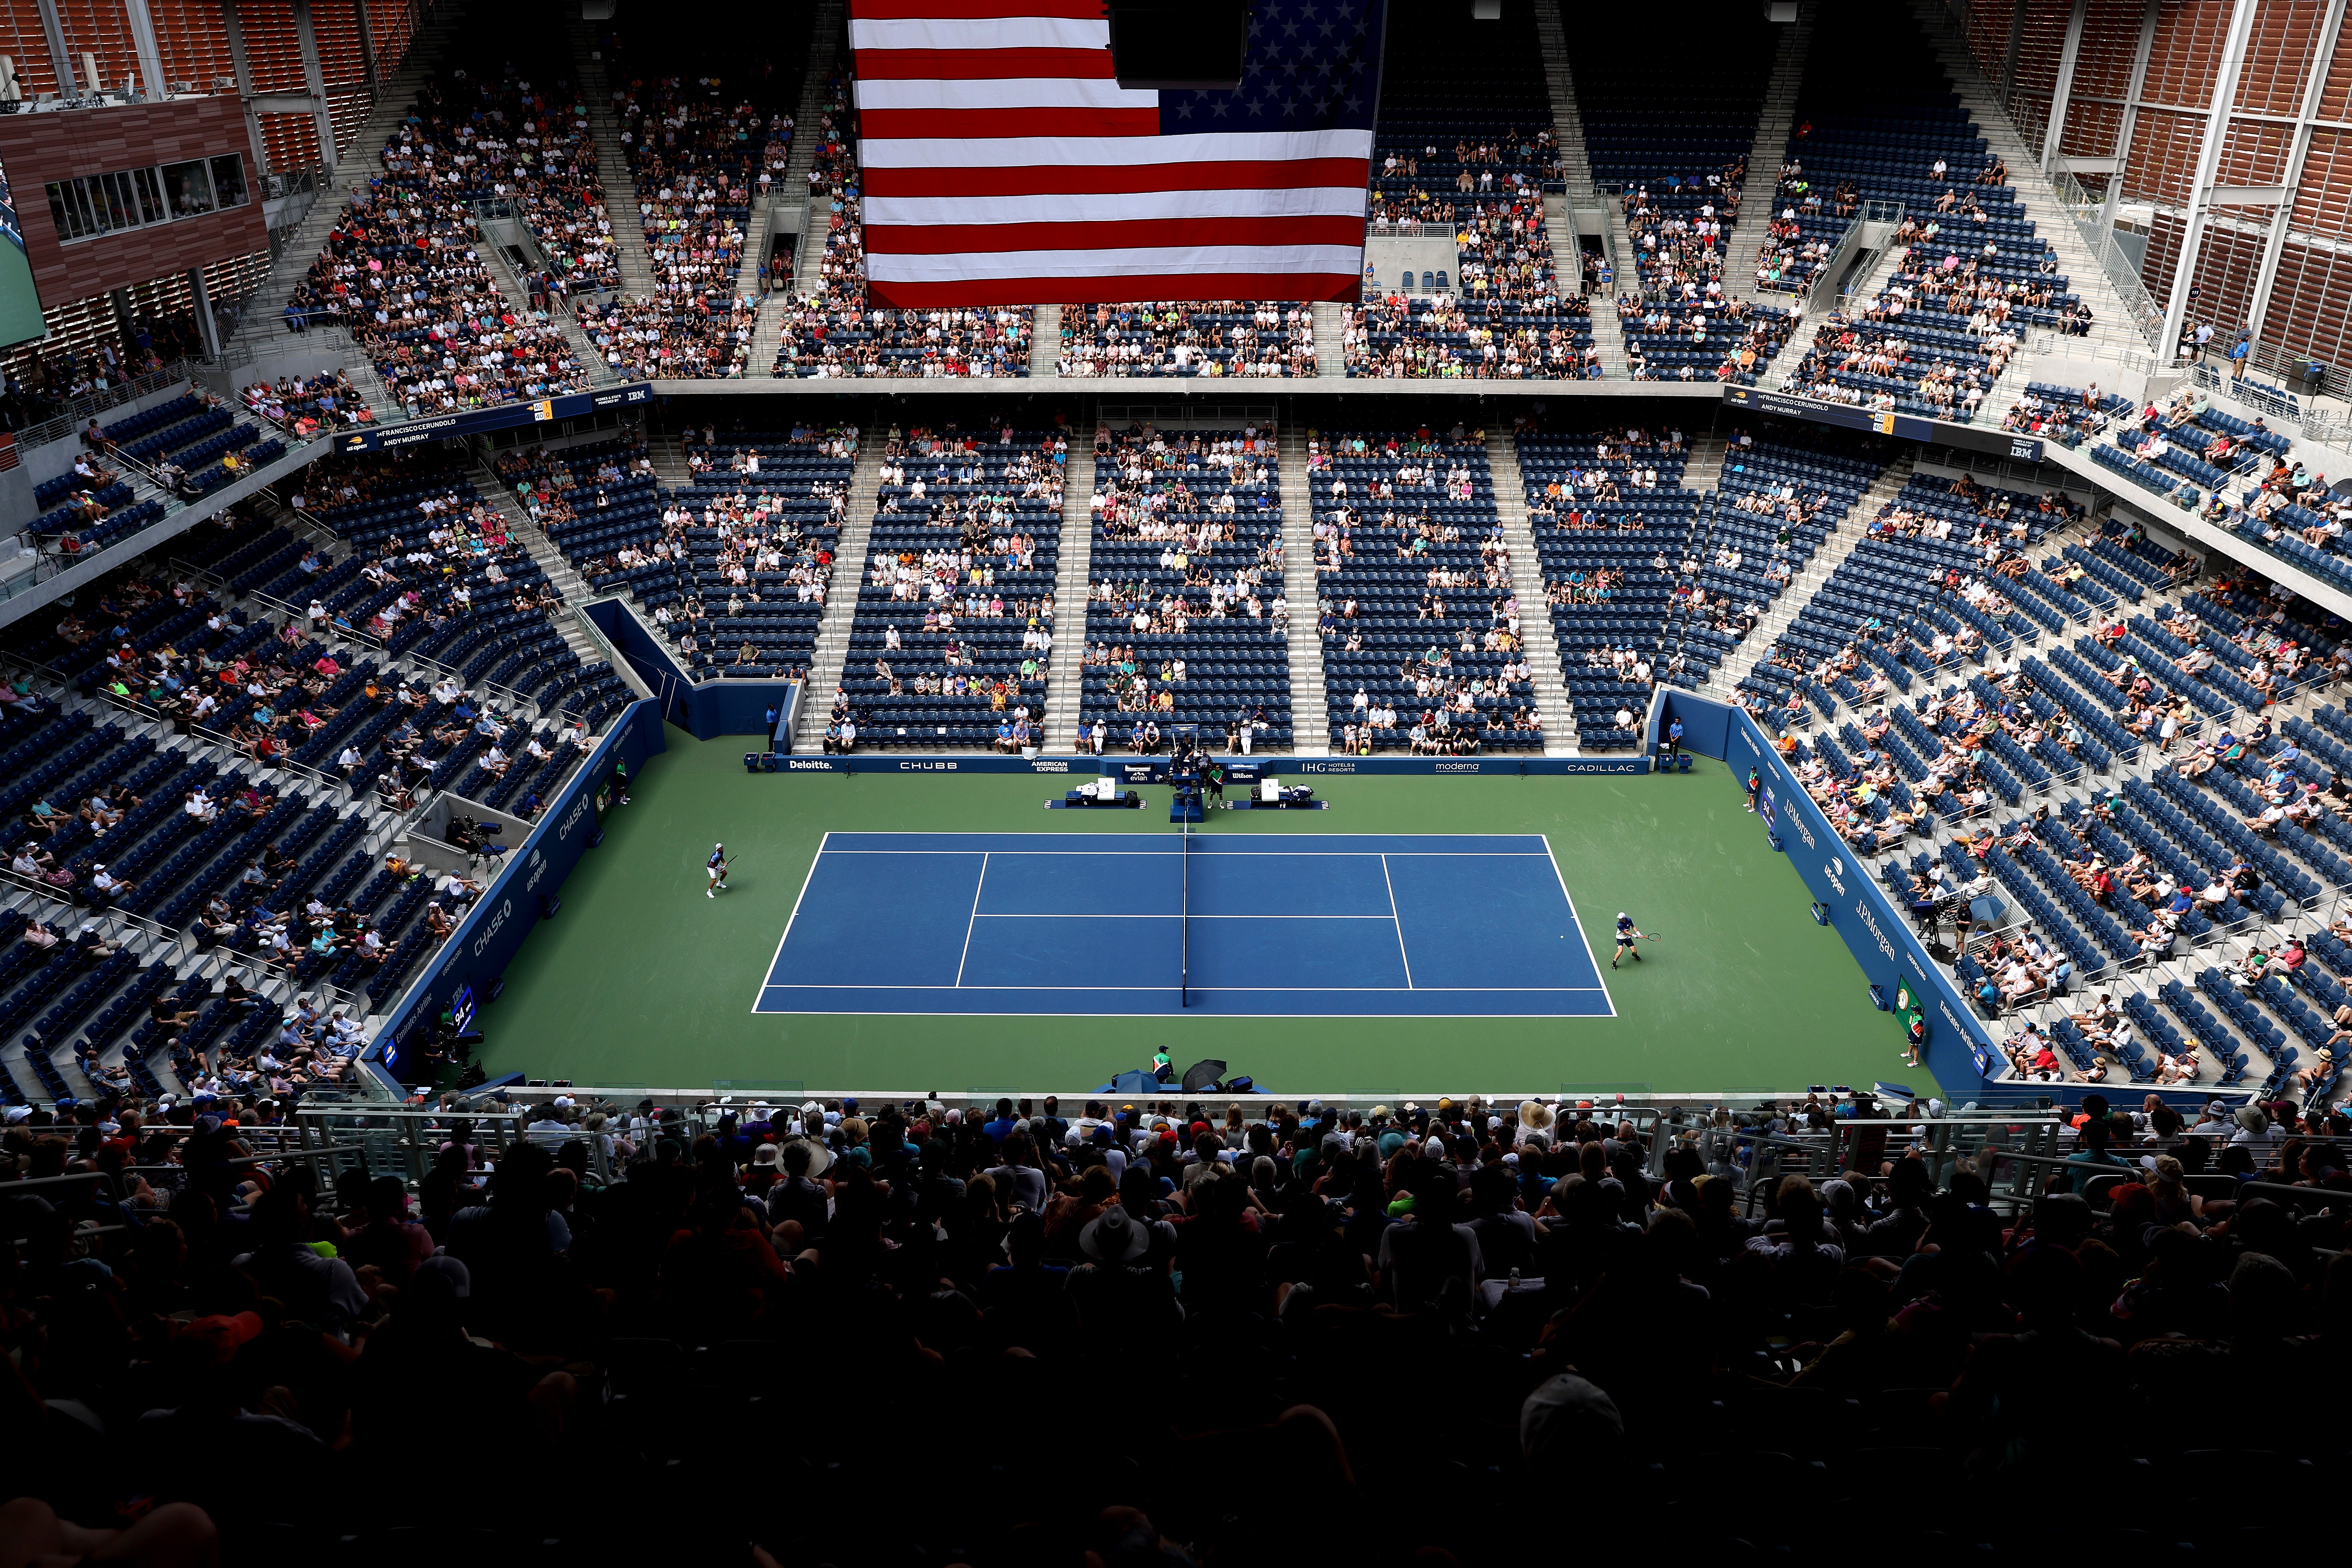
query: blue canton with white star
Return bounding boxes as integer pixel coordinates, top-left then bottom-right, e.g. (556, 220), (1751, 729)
(1157, 0), (1386, 135)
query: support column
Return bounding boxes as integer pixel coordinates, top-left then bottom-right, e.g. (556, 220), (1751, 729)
(121, 0), (168, 98)
(2098, 0), (2163, 233)
(2158, 0), (2259, 361)
(33, 0), (77, 96)
(2000, 0), (2027, 112)
(2244, 0), (2348, 352)
(354, 0), (376, 93)
(292, 0), (341, 169)
(189, 269), (220, 359)
(220, 1), (273, 179)
(2040, 0), (2088, 173)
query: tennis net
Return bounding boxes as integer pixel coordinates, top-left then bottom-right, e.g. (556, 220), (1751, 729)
(1179, 816), (1191, 1009)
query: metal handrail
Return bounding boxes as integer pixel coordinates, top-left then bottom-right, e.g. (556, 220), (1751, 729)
(10, 363), (206, 451)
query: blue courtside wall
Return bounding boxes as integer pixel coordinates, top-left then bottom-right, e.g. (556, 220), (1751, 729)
(680, 680), (799, 739)
(771, 681), (801, 750)
(361, 699), (668, 1091)
(1651, 692), (1997, 1093)
(581, 600), (792, 740)
(1654, 690), (1735, 761)
(583, 599), (688, 717)
(1721, 713), (2000, 1093)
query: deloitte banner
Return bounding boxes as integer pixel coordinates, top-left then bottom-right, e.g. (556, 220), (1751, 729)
(336, 382), (654, 452)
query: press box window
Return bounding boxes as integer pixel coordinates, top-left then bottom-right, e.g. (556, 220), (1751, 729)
(162, 160), (215, 216)
(208, 155), (248, 208)
(45, 155), (250, 243)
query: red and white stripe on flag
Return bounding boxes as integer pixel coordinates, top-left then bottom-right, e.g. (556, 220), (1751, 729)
(848, 0), (1374, 307)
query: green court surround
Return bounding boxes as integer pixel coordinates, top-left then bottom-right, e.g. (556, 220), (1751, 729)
(473, 726), (1942, 1099)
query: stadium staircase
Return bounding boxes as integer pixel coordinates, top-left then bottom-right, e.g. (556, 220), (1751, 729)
(1769, 239), (1910, 389)
(1043, 434), (1095, 748)
(1531, 0), (1598, 203)
(782, 0), (846, 300)
(1485, 431), (1576, 754)
(567, 21), (659, 298)
(1031, 308), (1062, 378)
(1528, 3), (1627, 376)
(791, 436), (887, 751)
(1275, 423), (1329, 754)
(1707, 451), (1913, 698)
(1730, 0), (1820, 304)
(1585, 285), (1632, 380)
(1682, 432), (1730, 496)
(467, 456), (615, 671)
(1902, 0), (2153, 359)
(233, 4), (470, 343)
(1311, 304), (1346, 380)
(1752, 0), (1819, 162)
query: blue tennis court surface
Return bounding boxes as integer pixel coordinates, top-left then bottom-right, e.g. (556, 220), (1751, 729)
(755, 832), (1613, 1017)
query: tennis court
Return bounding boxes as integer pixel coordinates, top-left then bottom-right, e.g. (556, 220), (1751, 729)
(754, 831), (1613, 1017)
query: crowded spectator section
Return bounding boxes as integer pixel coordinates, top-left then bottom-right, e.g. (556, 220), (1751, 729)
(589, 47), (781, 379)
(2083, 381), (2352, 601)
(236, 372), (375, 439)
(1311, 425), (1541, 754)
(1725, 445), (2352, 1096)
(1672, 428), (1888, 690)
(1761, 0), (2079, 419)
(1346, 1), (1585, 379)
(280, 30), (606, 413)
(771, 73), (1032, 378)
(1515, 422), (1699, 747)
(1081, 423), (1293, 756)
(1058, 303), (1318, 379)
(571, 421), (858, 682)
(1572, 10), (1777, 383)
(15, 1083), (2352, 1565)
(0, 502), (625, 1109)
(825, 418), (1068, 752)
(439, 21), (624, 302)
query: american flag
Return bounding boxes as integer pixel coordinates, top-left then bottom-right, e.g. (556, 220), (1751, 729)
(850, 0), (1386, 307)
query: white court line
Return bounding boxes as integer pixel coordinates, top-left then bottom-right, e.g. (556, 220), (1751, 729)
(969, 912), (1397, 920)
(1542, 831), (1618, 1021)
(822, 848), (1553, 857)
(1380, 853), (1415, 989)
(824, 832), (1553, 840)
(953, 852), (990, 987)
(760, 833), (1597, 1012)
(751, 828), (831, 1011)
(762, 981), (1613, 993)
